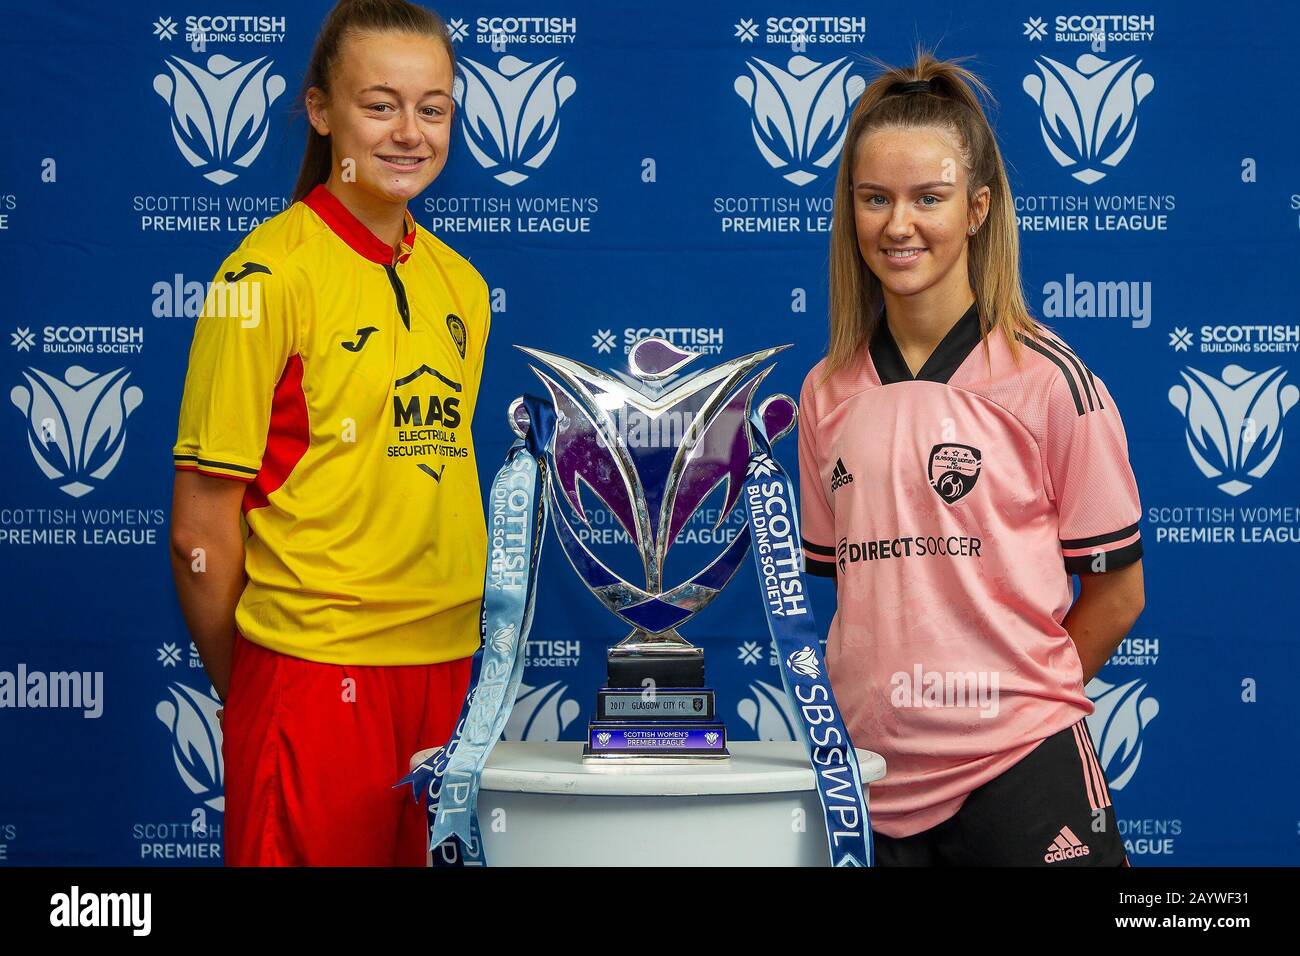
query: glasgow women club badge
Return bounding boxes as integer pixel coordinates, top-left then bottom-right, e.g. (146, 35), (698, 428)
(929, 443), (982, 503)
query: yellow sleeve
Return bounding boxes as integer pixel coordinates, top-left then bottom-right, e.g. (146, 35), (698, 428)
(172, 249), (298, 482)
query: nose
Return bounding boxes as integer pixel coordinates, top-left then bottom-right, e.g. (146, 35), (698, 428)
(885, 202), (915, 242)
(392, 108), (420, 146)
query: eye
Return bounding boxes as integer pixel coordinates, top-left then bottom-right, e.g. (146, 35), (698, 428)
(863, 194), (888, 206)
(918, 195), (940, 206)
(420, 106), (445, 118)
(367, 103), (395, 113)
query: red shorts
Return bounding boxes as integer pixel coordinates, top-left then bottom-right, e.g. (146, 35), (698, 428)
(222, 633), (472, 867)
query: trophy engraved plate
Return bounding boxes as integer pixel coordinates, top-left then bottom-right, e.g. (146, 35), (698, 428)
(596, 688), (716, 721)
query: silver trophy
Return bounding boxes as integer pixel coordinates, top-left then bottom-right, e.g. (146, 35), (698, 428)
(510, 336), (796, 761)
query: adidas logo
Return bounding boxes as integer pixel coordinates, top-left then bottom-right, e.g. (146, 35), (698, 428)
(1043, 825), (1091, 863)
(830, 457), (854, 492)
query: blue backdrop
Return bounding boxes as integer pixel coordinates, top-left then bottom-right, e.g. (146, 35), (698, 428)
(1, 1), (1297, 865)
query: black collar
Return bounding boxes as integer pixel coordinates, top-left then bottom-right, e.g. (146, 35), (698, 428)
(869, 301), (982, 385)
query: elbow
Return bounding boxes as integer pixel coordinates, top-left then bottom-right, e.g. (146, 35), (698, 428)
(169, 515), (219, 569)
(170, 470), (247, 570)
(1129, 591), (1146, 628)
(170, 526), (201, 568)
(1120, 579), (1145, 632)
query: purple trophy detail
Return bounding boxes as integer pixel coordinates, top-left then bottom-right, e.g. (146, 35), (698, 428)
(510, 336), (796, 641)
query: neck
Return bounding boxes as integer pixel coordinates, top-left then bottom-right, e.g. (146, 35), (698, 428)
(321, 177), (408, 253)
(882, 267), (977, 374)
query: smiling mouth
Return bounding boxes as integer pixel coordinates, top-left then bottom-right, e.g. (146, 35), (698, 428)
(883, 248), (926, 260)
(379, 155), (429, 167)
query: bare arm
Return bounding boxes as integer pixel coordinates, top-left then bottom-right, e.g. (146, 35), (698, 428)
(1062, 560), (1145, 682)
(169, 471), (248, 701)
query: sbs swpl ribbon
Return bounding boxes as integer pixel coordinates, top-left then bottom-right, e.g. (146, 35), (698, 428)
(741, 408), (873, 867)
(396, 395), (554, 866)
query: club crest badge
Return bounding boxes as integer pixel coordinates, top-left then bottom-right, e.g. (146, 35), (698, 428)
(929, 444), (982, 503)
(446, 313), (467, 359)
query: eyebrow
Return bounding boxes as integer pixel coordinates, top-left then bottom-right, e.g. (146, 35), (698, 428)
(855, 181), (956, 192)
(357, 84), (451, 98)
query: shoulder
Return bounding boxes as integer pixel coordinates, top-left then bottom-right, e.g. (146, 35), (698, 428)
(415, 224), (489, 297)
(797, 357), (833, 434)
(977, 323), (1112, 421)
(220, 201), (333, 286)
(951, 325), (1122, 455)
(799, 351), (876, 421)
(799, 357), (830, 403)
(1018, 325), (1113, 419)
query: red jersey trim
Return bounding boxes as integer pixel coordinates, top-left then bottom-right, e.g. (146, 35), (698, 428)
(302, 184), (417, 266)
(243, 354), (310, 514)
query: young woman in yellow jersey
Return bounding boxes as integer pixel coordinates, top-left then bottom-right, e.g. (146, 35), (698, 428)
(170, 0), (489, 866)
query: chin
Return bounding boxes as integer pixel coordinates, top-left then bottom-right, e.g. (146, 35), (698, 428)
(868, 263), (930, 294)
(388, 180), (430, 202)
(363, 176), (431, 205)
(881, 280), (925, 299)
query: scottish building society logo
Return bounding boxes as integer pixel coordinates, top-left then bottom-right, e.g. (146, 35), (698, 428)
(489, 622), (516, 654)
(1085, 677), (1159, 791)
(153, 54), (286, 185)
(1169, 364), (1299, 496)
(734, 56), (865, 186)
(454, 56), (576, 186)
(1022, 54), (1154, 184)
(10, 366), (143, 497)
(786, 645), (821, 678)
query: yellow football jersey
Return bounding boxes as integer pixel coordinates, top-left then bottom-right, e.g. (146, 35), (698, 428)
(174, 184), (488, 665)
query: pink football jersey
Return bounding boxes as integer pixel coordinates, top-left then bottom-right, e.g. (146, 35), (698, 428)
(798, 303), (1142, 838)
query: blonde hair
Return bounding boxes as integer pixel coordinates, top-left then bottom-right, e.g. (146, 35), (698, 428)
(826, 49), (1037, 375)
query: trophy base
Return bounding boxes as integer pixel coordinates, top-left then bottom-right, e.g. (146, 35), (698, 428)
(607, 631), (705, 688)
(584, 633), (729, 763)
(582, 720), (730, 762)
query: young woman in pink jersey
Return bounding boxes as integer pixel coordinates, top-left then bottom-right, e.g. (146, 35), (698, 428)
(798, 52), (1145, 865)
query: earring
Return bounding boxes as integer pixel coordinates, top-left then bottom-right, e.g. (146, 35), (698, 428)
(968, 226), (977, 235)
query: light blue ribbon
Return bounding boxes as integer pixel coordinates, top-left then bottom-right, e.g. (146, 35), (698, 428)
(741, 408), (873, 867)
(396, 396), (554, 866)
(401, 737), (484, 866)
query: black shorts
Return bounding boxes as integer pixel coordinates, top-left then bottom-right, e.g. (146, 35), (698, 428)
(873, 719), (1130, 867)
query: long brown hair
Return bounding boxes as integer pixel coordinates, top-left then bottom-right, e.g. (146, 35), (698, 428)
(826, 49), (1036, 375)
(292, 0), (456, 202)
